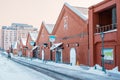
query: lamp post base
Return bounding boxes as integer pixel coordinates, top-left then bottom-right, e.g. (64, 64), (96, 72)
(102, 67), (106, 73)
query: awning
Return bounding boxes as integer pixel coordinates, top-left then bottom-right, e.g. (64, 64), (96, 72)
(32, 45), (38, 50)
(50, 43), (63, 50)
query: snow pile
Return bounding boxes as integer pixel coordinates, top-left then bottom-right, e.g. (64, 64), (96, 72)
(47, 61), (84, 71)
(34, 59), (120, 78)
(12, 56), (120, 79)
(109, 66), (119, 73)
(1, 51), (14, 58)
(86, 64), (120, 78)
(107, 66), (120, 78)
(1, 51), (8, 57)
(10, 53), (14, 58)
(87, 64), (106, 76)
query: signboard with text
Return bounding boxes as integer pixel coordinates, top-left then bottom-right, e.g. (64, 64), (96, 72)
(49, 35), (56, 42)
(102, 48), (114, 64)
(30, 41), (35, 46)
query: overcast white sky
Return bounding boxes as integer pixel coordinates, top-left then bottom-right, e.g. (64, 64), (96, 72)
(0, 0), (103, 28)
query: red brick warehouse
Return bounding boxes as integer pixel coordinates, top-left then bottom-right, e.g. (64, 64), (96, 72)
(89, 0), (120, 70)
(18, 38), (27, 56)
(36, 21), (54, 61)
(26, 31), (38, 58)
(51, 3), (88, 65)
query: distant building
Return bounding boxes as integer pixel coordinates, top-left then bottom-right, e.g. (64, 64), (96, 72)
(2, 23), (37, 51)
(26, 31), (38, 58)
(0, 27), (2, 49)
(11, 23), (37, 41)
(2, 26), (16, 50)
(18, 38), (27, 57)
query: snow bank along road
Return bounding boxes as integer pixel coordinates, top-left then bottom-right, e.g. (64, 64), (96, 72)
(12, 58), (81, 80)
(11, 57), (119, 80)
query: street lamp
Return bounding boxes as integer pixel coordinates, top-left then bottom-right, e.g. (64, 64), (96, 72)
(11, 43), (13, 53)
(100, 32), (106, 73)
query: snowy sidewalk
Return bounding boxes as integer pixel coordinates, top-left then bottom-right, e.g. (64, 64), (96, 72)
(12, 56), (120, 80)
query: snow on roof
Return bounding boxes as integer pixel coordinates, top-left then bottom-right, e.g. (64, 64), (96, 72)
(50, 42), (63, 50)
(43, 21), (54, 34)
(12, 42), (17, 49)
(65, 3), (88, 21)
(74, 7), (88, 19)
(29, 31), (38, 41)
(21, 38), (27, 46)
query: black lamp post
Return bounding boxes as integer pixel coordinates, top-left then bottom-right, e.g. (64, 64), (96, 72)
(100, 32), (106, 73)
(11, 43), (13, 53)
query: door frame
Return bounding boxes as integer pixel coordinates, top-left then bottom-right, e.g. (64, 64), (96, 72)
(55, 49), (62, 63)
(42, 50), (45, 61)
(70, 48), (76, 65)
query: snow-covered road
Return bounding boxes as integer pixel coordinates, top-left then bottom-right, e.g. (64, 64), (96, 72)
(0, 54), (55, 80)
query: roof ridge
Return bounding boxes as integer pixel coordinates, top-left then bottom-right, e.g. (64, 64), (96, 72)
(43, 21), (54, 34)
(65, 3), (88, 21)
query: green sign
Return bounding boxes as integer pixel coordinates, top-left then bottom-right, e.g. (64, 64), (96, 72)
(103, 48), (113, 60)
(30, 41), (35, 46)
(49, 35), (56, 42)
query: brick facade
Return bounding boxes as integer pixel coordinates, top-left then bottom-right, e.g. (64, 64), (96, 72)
(36, 22), (54, 61)
(26, 31), (38, 58)
(89, 0), (120, 70)
(52, 3), (88, 65)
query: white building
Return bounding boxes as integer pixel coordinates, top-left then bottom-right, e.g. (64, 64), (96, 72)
(12, 23), (37, 41)
(0, 27), (2, 49)
(2, 26), (16, 50)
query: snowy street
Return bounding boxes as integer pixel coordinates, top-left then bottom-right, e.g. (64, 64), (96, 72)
(0, 0), (120, 80)
(0, 52), (120, 80)
(0, 54), (55, 80)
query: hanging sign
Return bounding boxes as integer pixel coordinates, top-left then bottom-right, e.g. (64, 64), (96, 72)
(30, 41), (35, 46)
(49, 35), (56, 42)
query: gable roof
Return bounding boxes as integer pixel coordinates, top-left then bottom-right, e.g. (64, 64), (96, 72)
(65, 3), (88, 21)
(21, 38), (27, 46)
(29, 31), (38, 41)
(52, 3), (88, 34)
(36, 23), (44, 43)
(43, 21), (54, 34)
(36, 21), (54, 43)
(12, 42), (17, 49)
(74, 7), (88, 19)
